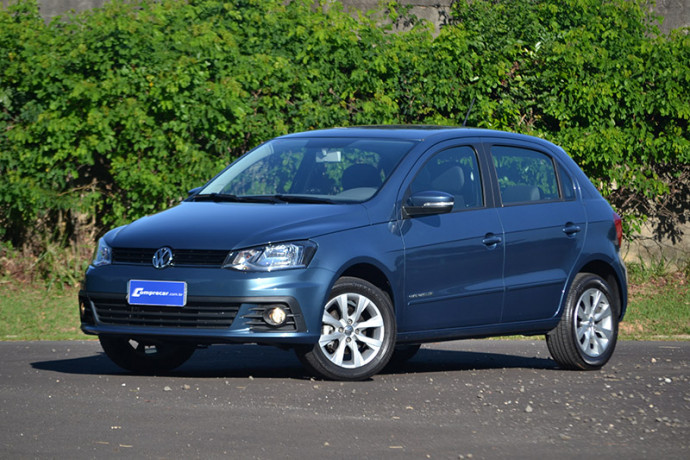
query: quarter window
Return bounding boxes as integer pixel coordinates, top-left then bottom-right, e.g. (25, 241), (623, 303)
(491, 145), (559, 205)
(409, 146), (483, 210)
(558, 164), (576, 200)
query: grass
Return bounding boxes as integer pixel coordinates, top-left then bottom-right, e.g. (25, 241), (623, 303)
(0, 282), (84, 341)
(0, 267), (688, 341)
(621, 265), (690, 340)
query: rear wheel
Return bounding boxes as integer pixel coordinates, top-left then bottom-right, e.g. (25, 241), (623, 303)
(297, 277), (396, 381)
(546, 273), (619, 370)
(99, 336), (196, 373)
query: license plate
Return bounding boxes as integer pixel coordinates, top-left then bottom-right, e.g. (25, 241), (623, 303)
(127, 280), (187, 307)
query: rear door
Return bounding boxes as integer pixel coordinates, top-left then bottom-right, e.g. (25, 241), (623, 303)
(399, 140), (504, 332)
(485, 141), (586, 323)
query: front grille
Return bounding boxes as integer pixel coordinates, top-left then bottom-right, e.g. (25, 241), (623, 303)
(112, 248), (229, 267)
(92, 296), (239, 329)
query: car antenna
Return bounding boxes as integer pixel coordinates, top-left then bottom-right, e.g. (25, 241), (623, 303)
(462, 97), (476, 127)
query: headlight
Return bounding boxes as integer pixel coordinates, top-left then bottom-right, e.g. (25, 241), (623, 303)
(223, 241), (316, 272)
(92, 238), (112, 267)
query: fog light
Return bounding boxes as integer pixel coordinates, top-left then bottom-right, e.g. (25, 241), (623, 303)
(263, 306), (288, 327)
(79, 299), (86, 318)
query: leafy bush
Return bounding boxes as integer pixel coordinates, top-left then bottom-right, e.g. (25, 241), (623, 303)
(399, 0), (689, 235)
(0, 0), (688, 284)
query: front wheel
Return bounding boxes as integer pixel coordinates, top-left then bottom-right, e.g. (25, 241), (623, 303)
(546, 273), (619, 370)
(99, 336), (196, 374)
(297, 277), (396, 381)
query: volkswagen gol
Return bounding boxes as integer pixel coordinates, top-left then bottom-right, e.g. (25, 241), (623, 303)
(80, 127), (627, 380)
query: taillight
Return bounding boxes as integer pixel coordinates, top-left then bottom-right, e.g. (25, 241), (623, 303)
(613, 212), (623, 247)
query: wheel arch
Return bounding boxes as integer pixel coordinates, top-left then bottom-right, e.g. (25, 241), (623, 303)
(339, 263), (396, 311)
(577, 260), (627, 319)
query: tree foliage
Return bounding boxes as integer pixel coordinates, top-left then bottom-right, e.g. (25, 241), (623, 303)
(0, 0), (688, 261)
(442, 0), (689, 239)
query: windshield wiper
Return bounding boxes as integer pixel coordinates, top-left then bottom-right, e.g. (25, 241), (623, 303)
(189, 193), (247, 202)
(190, 193), (289, 204)
(189, 193), (335, 204)
(272, 194), (336, 204)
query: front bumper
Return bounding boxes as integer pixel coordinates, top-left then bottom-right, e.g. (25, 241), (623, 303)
(79, 263), (333, 345)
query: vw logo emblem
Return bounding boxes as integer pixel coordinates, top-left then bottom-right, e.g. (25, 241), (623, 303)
(152, 247), (174, 269)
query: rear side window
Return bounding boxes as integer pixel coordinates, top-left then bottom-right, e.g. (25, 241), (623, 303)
(409, 146), (483, 210)
(491, 145), (559, 205)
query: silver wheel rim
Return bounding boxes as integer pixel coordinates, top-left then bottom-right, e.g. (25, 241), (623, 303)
(574, 287), (614, 358)
(319, 293), (385, 369)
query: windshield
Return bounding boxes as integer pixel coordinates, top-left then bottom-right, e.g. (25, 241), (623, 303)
(198, 137), (417, 203)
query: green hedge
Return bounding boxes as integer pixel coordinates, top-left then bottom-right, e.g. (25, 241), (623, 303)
(1, 0), (688, 254)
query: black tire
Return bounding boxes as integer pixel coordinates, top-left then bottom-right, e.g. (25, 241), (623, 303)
(99, 336), (196, 373)
(546, 273), (619, 370)
(296, 277), (396, 381)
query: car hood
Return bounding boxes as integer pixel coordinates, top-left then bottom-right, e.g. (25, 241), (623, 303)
(106, 202), (371, 250)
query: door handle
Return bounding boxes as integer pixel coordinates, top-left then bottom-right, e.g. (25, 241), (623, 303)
(562, 223), (582, 236)
(482, 234), (502, 247)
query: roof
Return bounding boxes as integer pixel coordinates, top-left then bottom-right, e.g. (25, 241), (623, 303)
(278, 125), (555, 148)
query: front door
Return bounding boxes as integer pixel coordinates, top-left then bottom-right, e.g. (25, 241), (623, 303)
(400, 143), (505, 332)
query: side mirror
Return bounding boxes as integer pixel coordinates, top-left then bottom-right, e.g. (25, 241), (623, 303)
(403, 191), (454, 217)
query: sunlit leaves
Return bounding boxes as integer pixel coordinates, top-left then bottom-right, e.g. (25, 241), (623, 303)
(0, 0), (687, 246)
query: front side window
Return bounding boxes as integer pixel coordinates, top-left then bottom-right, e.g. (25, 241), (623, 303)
(199, 137), (416, 202)
(409, 146), (483, 210)
(491, 145), (559, 205)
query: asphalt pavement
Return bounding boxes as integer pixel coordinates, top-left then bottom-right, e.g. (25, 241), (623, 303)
(0, 339), (688, 458)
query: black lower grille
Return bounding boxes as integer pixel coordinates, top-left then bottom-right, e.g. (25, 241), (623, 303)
(92, 296), (239, 329)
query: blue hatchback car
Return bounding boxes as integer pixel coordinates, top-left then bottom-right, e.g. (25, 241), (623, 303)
(80, 126), (627, 380)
